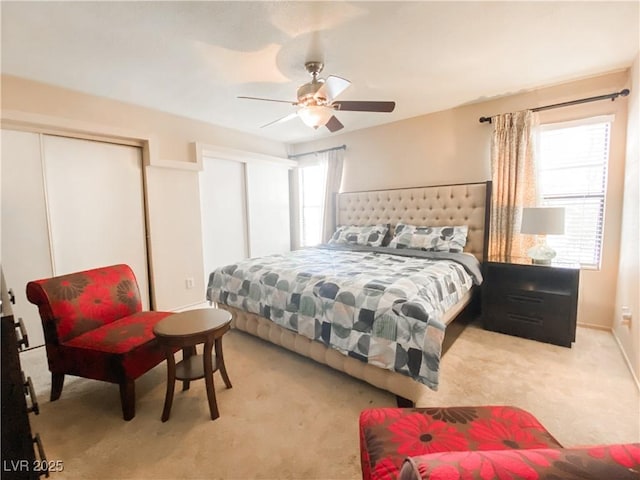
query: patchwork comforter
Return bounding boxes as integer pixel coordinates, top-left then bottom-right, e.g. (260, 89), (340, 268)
(206, 245), (482, 390)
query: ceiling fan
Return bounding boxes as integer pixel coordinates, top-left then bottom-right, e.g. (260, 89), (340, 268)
(238, 61), (396, 132)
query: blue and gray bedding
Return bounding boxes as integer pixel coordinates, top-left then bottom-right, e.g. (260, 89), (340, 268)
(206, 245), (482, 390)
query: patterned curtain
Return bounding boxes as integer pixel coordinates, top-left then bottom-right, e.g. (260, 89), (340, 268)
(319, 148), (345, 243)
(489, 110), (538, 259)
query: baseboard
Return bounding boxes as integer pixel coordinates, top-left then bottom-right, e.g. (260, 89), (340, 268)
(576, 321), (610, 331)
(611, 328), (640, 393)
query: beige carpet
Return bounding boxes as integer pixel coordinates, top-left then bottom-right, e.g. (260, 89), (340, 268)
(21, 322), (639, 480)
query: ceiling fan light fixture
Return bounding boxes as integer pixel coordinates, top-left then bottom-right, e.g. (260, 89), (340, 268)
(298, 105), (333, 129)
(239, 60), (394, 132)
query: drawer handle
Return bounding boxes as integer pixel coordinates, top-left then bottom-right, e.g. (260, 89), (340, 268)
(15, 318), (29, 350)
(25, 376), (40, 415)
(21, 370), (29, 395)
(507, 313), (543, 326)
(507, 294), (543, 304)
(32, 433), (49, 478)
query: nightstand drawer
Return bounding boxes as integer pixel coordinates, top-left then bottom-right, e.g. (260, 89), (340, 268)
(483, 307), (573, 347)
(485, 262), (578, 296)
(484, 288), (573, 316)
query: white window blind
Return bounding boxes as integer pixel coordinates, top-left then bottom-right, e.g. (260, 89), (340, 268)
(537, 118), (612, 268)
(298, 162), (327, 247)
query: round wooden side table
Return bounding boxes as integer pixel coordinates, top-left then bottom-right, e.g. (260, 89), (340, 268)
(153, 308), (232, 422)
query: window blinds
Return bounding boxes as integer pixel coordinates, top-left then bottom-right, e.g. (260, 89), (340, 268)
(537, 120), (611, 268)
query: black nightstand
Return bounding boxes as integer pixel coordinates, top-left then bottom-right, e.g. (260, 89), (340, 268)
(482, 256), (579, 347)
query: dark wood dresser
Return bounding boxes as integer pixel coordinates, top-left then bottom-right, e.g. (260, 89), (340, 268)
(482, 256), (580, 347)
(1, 285), (49, 479)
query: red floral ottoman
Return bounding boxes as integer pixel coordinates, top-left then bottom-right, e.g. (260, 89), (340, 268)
(359, 406), (563, 480)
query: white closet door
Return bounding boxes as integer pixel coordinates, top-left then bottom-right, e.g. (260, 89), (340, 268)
(200, 157), (248, 287)
(42, 135), (150, 309)
(1, 130), (53, 347)
(245, 161), (291, 258)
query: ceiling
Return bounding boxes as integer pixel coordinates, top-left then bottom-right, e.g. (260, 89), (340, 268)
(2, 1), (638, 145)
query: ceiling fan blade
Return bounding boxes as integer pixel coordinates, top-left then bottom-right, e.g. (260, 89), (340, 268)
(325, 115), (344, 133)
(315, 75), (351, 102)
(261, 112), (299, 128)
(333, 100), (396, 112)
(238, 96), (298, 105)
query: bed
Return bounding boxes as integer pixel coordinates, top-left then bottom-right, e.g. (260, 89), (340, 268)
(206, 181), (491, 407)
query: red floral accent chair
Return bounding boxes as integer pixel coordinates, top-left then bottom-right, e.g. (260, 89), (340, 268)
(359, 406), (640, 479)
(26, 264), (173, 421)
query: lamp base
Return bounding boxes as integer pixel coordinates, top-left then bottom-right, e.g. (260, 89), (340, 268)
(531, 258), (552, 266)
(527, 242), (556, 266)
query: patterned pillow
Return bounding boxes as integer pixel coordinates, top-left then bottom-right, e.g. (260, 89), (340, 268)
(388, 224), (468, 252)
(328, 224), (389, 247)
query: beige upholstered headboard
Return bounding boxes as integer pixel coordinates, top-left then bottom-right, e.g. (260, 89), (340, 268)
(335, 181), (492, 261)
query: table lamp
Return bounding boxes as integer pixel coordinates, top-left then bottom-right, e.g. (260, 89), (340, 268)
(521, 207), (565, 265)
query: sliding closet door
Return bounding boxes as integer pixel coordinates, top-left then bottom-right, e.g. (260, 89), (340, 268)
(245, 161), (291, 258)
(199, 157), (249, 287)
(1, 130), (53, 347)
(199, 153), (291, 290)
(42, 135), (150, 309)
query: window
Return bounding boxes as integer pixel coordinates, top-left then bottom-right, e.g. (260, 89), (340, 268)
(298, 162), (327, 247)
(537, 117), (612, 268)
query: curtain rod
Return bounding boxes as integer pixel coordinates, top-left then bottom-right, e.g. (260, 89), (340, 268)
(478, 89), (630, 124)
(287, 144), (346, 159)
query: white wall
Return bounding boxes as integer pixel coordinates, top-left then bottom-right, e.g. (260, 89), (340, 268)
(614, 53), (640, 384)
(145, 166), (205, 310)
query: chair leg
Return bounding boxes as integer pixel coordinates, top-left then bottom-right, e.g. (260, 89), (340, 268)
(119, 380), (136, 421)
(50, 373), (65, 401)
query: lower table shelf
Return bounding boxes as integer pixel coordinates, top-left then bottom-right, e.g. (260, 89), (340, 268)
(175, 354), (220, 381)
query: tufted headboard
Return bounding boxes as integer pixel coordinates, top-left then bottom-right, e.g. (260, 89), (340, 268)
(335, 181), (492, 262)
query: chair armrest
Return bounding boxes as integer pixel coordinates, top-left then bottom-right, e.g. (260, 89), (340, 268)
(399, 444), (640, 480)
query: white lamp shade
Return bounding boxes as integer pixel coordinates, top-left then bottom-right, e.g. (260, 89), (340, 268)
(521, 207), (565, 235)
(298, 106), (333, 129)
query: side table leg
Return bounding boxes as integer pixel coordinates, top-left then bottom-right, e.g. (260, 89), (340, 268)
(203, 340), (219, 420)
(215, 337), (232, 389)
(162, 349), (176, 422)
(181, 346), (196, 391)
